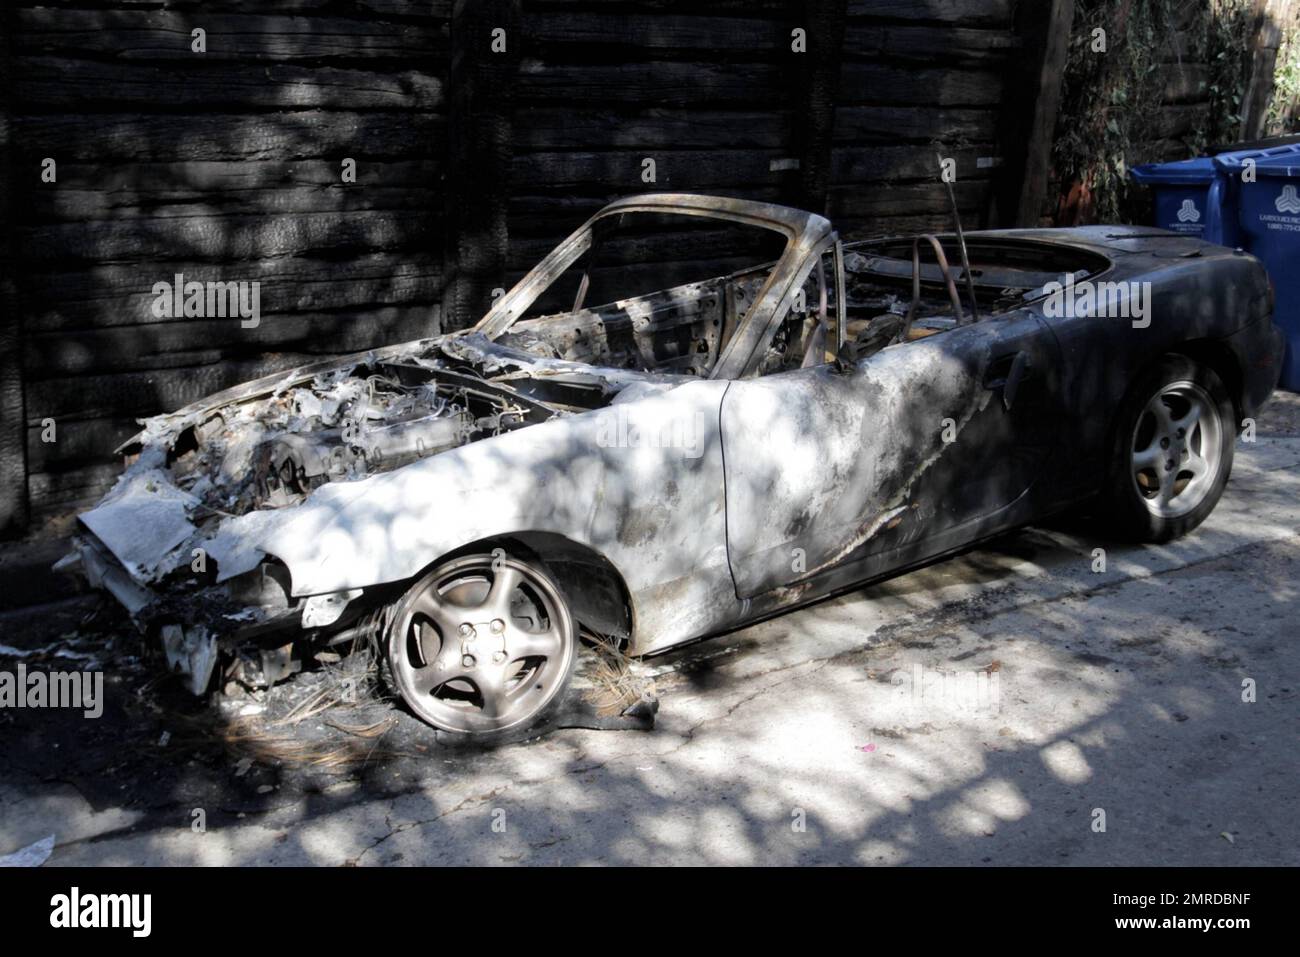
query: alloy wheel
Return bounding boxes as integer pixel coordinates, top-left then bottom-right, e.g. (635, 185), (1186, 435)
(1129, 379), (1223, 520)
(388, 555), (575, 735)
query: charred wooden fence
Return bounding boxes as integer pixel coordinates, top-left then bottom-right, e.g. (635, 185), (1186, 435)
(0, 0), (1088, 533)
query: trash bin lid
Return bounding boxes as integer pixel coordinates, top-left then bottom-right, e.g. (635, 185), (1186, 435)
(1130, 157), (1217, 185)
(1239, 154), (1300, 178)
(1213, 142), (1300, 176)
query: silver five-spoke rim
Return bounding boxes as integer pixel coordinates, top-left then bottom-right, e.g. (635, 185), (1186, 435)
(389, 556), (573, 734)
(1129, 379), (1222, 519)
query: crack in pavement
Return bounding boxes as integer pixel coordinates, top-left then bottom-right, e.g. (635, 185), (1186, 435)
(345, 781), (516, 866)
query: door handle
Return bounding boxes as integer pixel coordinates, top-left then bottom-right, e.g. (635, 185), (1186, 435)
(985, 351), (1033, 411)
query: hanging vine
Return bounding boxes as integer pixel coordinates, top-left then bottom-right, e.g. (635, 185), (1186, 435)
(1192, 0), (1258, 154)
(1265, 8), (1300, 134)
(1048, 0), (1259, 226)
(1050, 0), (1175, 225)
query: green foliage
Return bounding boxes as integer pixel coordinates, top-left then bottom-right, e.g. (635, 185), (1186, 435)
(1051, 0), (1176, 224)
(1193, 0), (1256, 154)
(1265, 12), (1300, 135)
(1050, 0), (1258, 225)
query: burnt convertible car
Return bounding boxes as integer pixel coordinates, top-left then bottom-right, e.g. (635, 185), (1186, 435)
(65, 194), (1283, 741)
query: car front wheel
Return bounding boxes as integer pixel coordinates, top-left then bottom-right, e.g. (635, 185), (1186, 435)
(386, 552), (578, 743)
(1102, 356), (1236, 543)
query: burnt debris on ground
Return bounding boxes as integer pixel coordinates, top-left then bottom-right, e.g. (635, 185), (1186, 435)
(0, 593), (659, 827)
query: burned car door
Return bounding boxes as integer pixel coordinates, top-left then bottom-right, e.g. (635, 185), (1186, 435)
(719, 310), (1063, 599)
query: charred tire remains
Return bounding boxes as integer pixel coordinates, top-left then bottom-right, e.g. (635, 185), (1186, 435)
(1102, 356), (1236, 544)
(385, 553), (578, 741)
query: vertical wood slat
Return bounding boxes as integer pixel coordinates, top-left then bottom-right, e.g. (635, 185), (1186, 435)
(993, 0), (1076, 227)
(0, 4), (30, 535)
(442, 0), (521, 331)
(1240, 0), (1298, 140)
(794, 0), (848, 216)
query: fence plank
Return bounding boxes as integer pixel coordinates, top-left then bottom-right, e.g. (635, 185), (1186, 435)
(14, 10), (446, 61)
(25, 304), (439, 381)
(13, 111), (444, 162)
(20, 209), (435, 264)
(15, 57), (445, 110)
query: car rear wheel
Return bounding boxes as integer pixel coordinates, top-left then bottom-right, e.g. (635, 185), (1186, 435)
(1102, 356), (1235, 543)
(386, 552), (578, 743)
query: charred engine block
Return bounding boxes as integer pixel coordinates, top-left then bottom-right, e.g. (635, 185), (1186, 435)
(254, 408), (474, 507)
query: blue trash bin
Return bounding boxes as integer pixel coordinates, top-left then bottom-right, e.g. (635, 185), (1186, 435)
(1130, 157), (1225, 241)
(1203, 143), (1300, 249)
(1215, 149), (1300, 392)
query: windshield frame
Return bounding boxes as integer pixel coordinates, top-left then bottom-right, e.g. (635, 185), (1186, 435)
(472, 194), (833, 379)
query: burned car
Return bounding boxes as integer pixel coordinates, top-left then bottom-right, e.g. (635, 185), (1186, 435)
(65, 194), (1284, 742)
